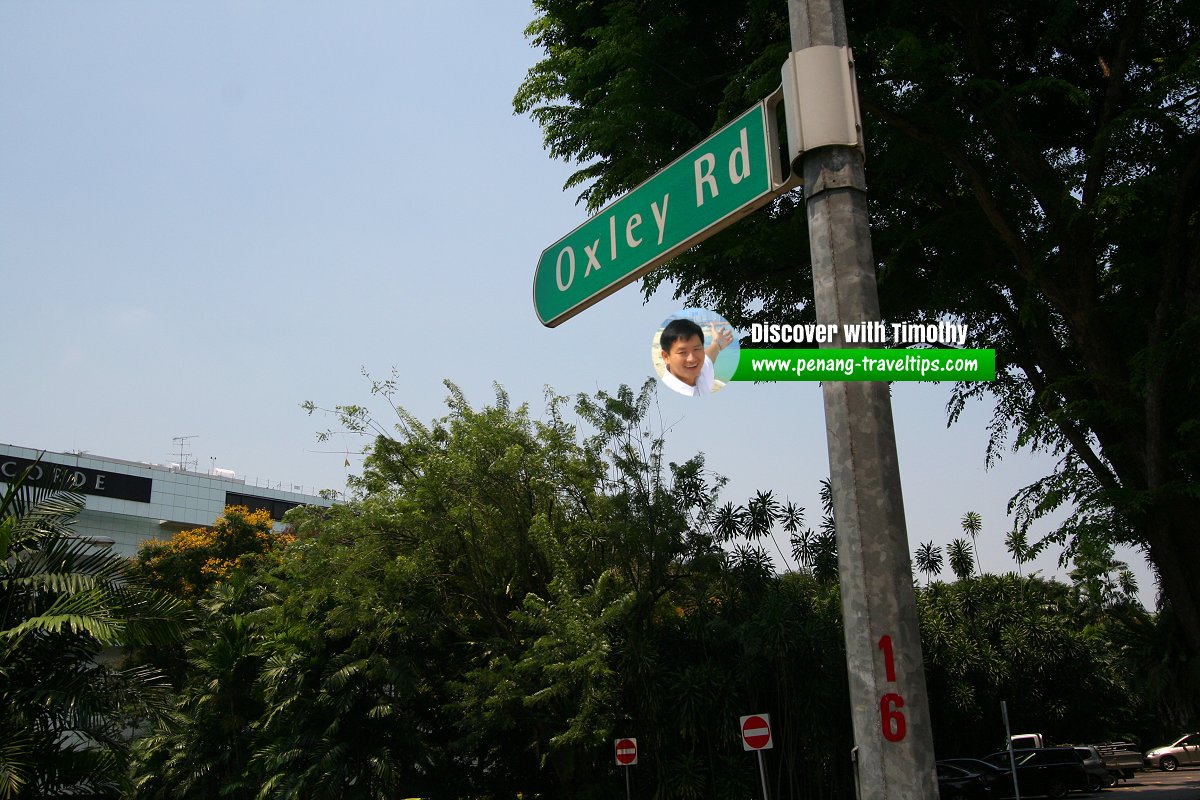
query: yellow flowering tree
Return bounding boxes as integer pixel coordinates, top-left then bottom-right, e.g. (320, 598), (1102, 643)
(135, 505), (295, 601)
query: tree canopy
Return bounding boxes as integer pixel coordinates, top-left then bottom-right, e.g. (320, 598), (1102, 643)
(515, 0), (1200, 663)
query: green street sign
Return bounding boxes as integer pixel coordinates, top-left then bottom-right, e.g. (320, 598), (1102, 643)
(533, 100), (786, 327)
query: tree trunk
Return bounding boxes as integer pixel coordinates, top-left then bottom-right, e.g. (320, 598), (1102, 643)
(1145, 501), (1200, 659)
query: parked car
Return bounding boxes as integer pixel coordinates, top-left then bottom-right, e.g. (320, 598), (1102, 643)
(1009, 734), (1141, 782)
(1074, 746), (1110, 790)
(1145, 733), (1200, 771)
(937, 761), (994, 800)
(940, 758), (1014, 797)
(984, 748), (1090, 798)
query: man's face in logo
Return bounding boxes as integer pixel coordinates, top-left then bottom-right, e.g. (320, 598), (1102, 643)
(662, 334), (705, 386)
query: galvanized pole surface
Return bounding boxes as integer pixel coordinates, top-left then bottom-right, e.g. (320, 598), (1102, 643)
(757, 749), (771, 800)
(1001, 701), (1022, 800)
(787, 0), (939, 798)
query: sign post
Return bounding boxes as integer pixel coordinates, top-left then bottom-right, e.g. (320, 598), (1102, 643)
(614, 738), (638, 800)
(740, 714), (774, 800)
(1001, 702), (1022, 800)
(786, 1), (938, 799)
(533, 100), (788, 327)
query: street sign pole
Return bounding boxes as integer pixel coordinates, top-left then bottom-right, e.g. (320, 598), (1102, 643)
(1001, 701), (1022, 800)
(740, 714), (774, 800)
(786, 0), (938, 799)
(614, 737), (638, 800)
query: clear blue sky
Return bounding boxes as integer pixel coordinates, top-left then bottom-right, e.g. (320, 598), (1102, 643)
(0, 1), (1154, 604)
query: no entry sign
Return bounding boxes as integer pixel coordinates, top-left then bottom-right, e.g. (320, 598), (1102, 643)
(740, 714), (773, 751)
(614, 737), (638, 765)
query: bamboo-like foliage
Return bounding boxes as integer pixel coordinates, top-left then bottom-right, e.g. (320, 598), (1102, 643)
(947, 538), (976, 581)
(918, 573), (1151, 755)
(961, 512), (983, 576)
(914, 541), (944, 585)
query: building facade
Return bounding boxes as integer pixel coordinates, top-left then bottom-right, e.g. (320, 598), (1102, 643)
(0, 442), (334, 557)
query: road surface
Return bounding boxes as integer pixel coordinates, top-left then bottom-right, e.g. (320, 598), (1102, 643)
(1087, 768), (1200, 800)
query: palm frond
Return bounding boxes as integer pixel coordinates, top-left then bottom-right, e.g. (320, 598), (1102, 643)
(2, 457), (186, 796)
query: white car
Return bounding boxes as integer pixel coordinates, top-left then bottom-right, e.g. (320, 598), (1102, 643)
(1145, 734), (1200, 771)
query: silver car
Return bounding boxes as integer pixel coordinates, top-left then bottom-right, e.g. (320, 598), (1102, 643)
(1145, 733), (1200, 771)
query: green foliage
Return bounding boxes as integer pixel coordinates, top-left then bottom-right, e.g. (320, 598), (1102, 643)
(788, 478), (839, 582)
(1, 460), (185, 799)
(947, 538), (975, 581)
(918, 573), (1153, 755)
(1066, 538), (1141, 616)
(914, 541), (944, 584)
(960, 511), (983, 575)
(134, 379), (1173, 797)
(132, 581), (269, 800)
(1005, 528), (1031, 574)
(136, 380), (846, 799)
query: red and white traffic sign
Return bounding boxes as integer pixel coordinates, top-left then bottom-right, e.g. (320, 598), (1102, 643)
(740, 714), (773, 750)
(614, 737), (638, 766)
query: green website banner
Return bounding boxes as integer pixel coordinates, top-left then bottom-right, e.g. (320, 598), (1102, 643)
(730, 349), (996, 382)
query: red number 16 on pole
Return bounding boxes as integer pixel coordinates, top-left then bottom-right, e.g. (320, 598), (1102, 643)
(878, 635), (906, 742)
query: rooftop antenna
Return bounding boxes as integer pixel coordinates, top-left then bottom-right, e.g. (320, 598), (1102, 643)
(171, 435), (199, 473)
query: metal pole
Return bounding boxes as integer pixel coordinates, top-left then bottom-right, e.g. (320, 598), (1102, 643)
(757, 749), (771, 800)
(1001, 701), (1022, 800)
(787, 1), (939, 799)
(625, 764), (631, 800)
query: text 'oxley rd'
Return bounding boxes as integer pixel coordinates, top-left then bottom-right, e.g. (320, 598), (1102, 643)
(533, 101), (781, 327)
